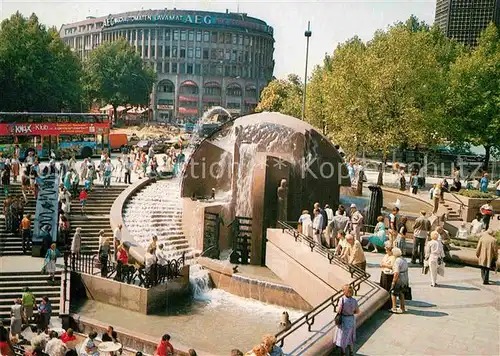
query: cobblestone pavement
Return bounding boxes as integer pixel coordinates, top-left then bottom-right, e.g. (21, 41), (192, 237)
(356, 253), (499, 356)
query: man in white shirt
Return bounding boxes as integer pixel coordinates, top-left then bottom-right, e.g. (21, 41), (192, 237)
(456, 222), (469, 240)
(324, 204), (334, 247)
(45, 331), (67, 356)
(144, 247), (157, 273)
(155, 244), (168, 266)
(113, 224), (122, 261)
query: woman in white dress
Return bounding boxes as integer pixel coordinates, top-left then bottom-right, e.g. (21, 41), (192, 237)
(425, 231), (445, 287)
(298, 210), (312, 237)
(312, 208), (323, 245)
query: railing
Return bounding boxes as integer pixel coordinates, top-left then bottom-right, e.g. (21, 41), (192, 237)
(274, 221), (372, 348)
(66, 252), (185, 288)
(203, 212), (221, 259)
(231, 216), (252, 264)
(449, 192), (466, 219)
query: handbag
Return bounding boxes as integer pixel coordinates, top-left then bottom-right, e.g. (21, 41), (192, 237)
(334, 312), (343, 326)
(403, 287), (412, 300)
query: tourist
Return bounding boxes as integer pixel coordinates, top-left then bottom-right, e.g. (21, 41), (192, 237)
(435, 226), (451, 259)
(412, 210), (431, 265)
(425, 231), (445, 287)
(342, 234), (366, 271)
(103, 159), (114, 189)
(113, 224), (122, 261)
(80, 331), (99, 356)
(394, 216), (408, 254)
(20, 214), (32, 253)
(479, 172), (489, 193)
(155, 334), (174, 356)
(334, 284), (360, 355)
(155, 244), (167, 266)
(102, 326), (114, 342)
(37, 297), (52, 332)
(97, 160), (105, 182)
(21, 169), (29, 202)
(115, 156), (123, 183)
(0, 321), (13, 356)
(124, 157), (133, 184)
(71, 227), (82, 257)
(432, 183), (441, 214)
(145, 247), (157, 273)
(10, 299), (22, 339)
(148, 235), (158, 252)
(99, 239), (111, 278)
(476, 230), (498, 285)
(349, 204), (363, 242)
(79, 188), (88, 214)
(231, 350), (244, 356)
(456, 222), (469, 240)
(389, 207), (399, 232)
(312, 208), (323, 245)
(298, 210), (312, 237)
(366, 216), (387, 253)
(335, 231), (348, 256)
(1, 163), (10, 196)
(117, 244), (129, 265)
(480, 200), (494, 230)
(336, 205), (346, 216)
(331, 210), (350, 247)
(111, 331), (123, 355)
(80, 159), (89, 181)
(11, 155), (20, 183)
(379, 241), (395, 308)
(22, 287), (36, 325)
(314, 202), (328, 233)
(71, 171), (80, 198)
(451, 167), (461, 192)
(45, 331), (67, 356)
(390, 247), (409, 313)
(60, 328), (77, 349)
(399, 169), (406, 191)
(324, 204), (334, 244)
(262, 334), (283, 356)
(43, 244), (61, 282)
(28, 333), (47, 356)
(245, 345), (267, 356)
(59, 215), (71, 246)
(63, 171), (72, 193)
(471, 213), (484, 235)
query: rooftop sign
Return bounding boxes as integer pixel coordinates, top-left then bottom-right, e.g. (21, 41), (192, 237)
(103, 12), (273, 35)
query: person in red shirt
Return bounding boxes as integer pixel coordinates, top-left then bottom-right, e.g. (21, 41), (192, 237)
(60, 328), (76, 343)
(79, 188), (88, 214)
(117, 244), (129, 265)
(155, 334), (174, 356)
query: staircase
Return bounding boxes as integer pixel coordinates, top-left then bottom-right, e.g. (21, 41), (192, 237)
(0, 271), (61, 323)
(123, 179), (197, 261)
(0, 184), (36, 256)
(68, 184), (126, 254)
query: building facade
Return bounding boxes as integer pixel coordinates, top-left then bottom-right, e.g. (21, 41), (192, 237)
(59, 9), (275, 121)
(435, 0), (500, 46)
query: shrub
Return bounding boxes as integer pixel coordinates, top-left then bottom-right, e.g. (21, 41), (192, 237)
(456, 189), (496, 199)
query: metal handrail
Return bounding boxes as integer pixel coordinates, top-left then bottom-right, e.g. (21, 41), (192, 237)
(449, 192), (466, 218)
(274, 221), (372, 347)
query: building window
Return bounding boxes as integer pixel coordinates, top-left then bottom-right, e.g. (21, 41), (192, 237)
(216, 64), (223, 76)
(138, 45), (142, 55)
(165, 30), (171, 41)
(187, 63), (193, 74)
(210, 48), (217, 60)
(151, 46), (155, 58)
(239, 35), (243, 45)
(217, 49), (224, 60)
(158, 45), (163, 58)
(227, 102), (241, 109)
(244, 36), (249, 46)
(195, 64), (201, 75)
(180, 47), (186, 58)
(203, 31), (210, 42)
(150, 30), (156, 40)
(209, 64), (217, 75)
(227, 86), (242, 96)
(225, 49), (231, 61)
(246, 88), (257, 97)
(195, 47), (201, 59)
(196, 31), (202, 42)
(202, 64), (210, 75)
(131, 30), (136, 41)
(204, 86), (221, 96)
(188, 31), (194, 41)
(172, 46), (178, 57)
(172, 63), (178, 73)
(180, 30), (187, 41)
(173, 30), (179, 41)
(165, 46), (170, 57)
(224, 66), (230, 76)
(211, 32), (218, 43)
(180, 85), (199, 95)
(158, 30), (163, 40)
(232, 50), (237, 62)
(138, 30), (143, 40)
(180, 63), (186, 74)
(232, 34), (237, 45)
(188, 47), (193, 58)
(203, 48), (209, 59)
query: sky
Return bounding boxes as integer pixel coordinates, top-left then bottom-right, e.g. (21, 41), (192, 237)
(0, 0), (436, 78)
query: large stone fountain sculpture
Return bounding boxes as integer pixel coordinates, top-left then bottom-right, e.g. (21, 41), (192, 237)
(181, 112), (350, 265)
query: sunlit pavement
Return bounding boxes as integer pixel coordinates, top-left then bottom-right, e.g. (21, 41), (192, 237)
(356, 253), (499, 355)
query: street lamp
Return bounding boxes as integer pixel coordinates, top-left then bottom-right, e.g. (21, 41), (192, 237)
(132, 73), (153, 121)
(302, 21), (312, 121)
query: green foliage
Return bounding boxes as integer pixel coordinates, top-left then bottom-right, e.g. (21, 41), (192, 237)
(83, 39), (155, 118)
(256, 74), (303, 118)
(456, 189), (496, 199)
(0, 12), (82, 111)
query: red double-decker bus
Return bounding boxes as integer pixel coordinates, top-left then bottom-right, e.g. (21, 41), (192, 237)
(0, 112), (111, 159)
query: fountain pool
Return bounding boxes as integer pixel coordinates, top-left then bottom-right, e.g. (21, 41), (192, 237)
(75, 266), (304, 354)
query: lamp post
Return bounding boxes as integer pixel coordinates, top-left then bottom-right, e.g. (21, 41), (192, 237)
(302, 21), (312, 121)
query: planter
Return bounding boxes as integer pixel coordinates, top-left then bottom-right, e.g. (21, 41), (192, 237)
(452, 194), (500, 222)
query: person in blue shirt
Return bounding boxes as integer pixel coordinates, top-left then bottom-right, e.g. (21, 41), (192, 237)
(479, 173), (489, 193)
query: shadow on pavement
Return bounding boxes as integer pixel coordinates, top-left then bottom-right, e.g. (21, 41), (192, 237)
(354, 310), (392, 352)
(405, 300), (436, 308)
(405, 309), (448, 317)
(436, 284), (480, 291)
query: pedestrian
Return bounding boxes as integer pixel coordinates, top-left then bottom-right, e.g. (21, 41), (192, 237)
(312, 208), (324, 245)
(390, 247), (409, 313)
(10, 298), (23, 339)
(124, 157), (132, 184)
(334, 284), (360, 355)
(399, 169), (406, 191)
(349, 204), (364, 242)
(155, 334), (174, 356)
(37, 296), (52, 332)
(98, 238), (111, 278)
(324, 204), (334, 245)
(262, 334), (283, 356)
(21, 287), (36, 326)
(412, 210), (431, 265)
(20, 214), (32, 253)
(394, 216), (408, 254)
(0, 320), (13, 356)
(480, 200), (494, 231)
(115, 156), (123, 182)
(479, 172), (489, 193)
(425, 231), (445, 287)
(471, 213), (484, 235)
(11, 155), (20, 183)
(451, 166), (461, 192)
(379, 241), (395, 309)
(341, 234), (366, 271)
(43, 244), (60, 282)
(297, 210), (312, 237)
(79, 188), (88, 214)
(113, 224), (122, 261)
(71, 171), (80, 198)
(432, 183), (441, 214)
(71, 227), (82, 256)
(366, 216), (387, 252)
(1, 164), (10, 196)
(476, 230), (498, 285)
(103, 158), (114, 189)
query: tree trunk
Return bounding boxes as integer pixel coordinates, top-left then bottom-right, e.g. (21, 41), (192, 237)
(483, 145), (491, 172)
(112, 105), (118, 123)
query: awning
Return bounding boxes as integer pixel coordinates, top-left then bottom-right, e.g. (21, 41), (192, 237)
(179, 96), (198, 102)
(100, 104), (113, 111)
(204, 81), (221, 88)
(227, 82), (241, 89)
(245, 84), (256, 90)
(180, 80), (198, 87)
(202, 97), (221, 103)
(178, 107), (199, 114)
(116, 106), (127, 113)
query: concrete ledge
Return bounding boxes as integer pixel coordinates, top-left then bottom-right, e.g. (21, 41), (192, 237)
(199, 257), (312, 311)
(71, 313), (193, 356)
(109, 177), (157, 264)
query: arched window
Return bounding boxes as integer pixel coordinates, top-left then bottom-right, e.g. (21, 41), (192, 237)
(157, 80), (175, 93)
(226, 83), (242, 97)
(179, 80), (199, 95)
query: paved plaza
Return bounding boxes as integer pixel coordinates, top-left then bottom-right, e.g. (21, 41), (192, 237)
(357, 253), (499, 356)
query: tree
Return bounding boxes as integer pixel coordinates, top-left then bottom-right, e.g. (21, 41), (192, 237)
(256, 74), (303, 118)
(83, 39), (155, 119)
(446, 23), (500, 169)
(0, 12), (82, 111)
